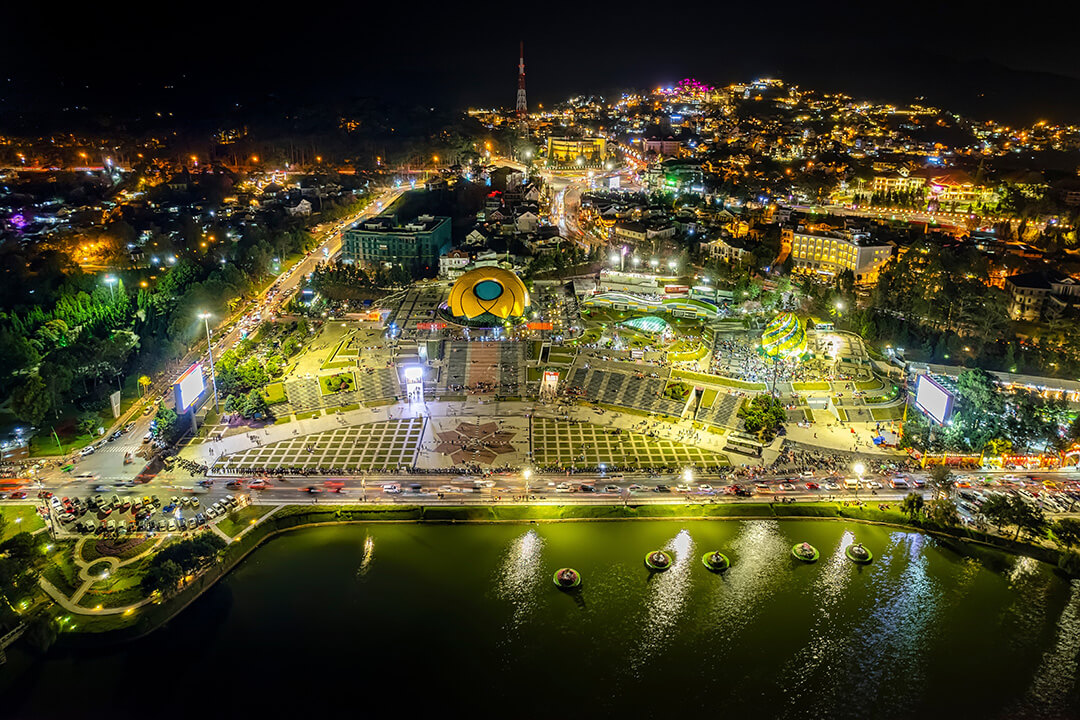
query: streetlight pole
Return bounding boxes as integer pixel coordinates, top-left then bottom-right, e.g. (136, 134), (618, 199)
(199, 313), (220, 410)
(104, 275), (116, 302)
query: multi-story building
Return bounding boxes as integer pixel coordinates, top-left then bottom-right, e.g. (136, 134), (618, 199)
(439, 249), (470, 279)
(790, 228), (893, 284)
(704, 234), (754, 263)
(1005, 270), (1080, 321)
(342, 214), (451, 274)
(546, 136), (608, 166)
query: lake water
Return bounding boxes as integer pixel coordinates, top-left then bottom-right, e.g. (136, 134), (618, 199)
(5, 520), (1080, 719)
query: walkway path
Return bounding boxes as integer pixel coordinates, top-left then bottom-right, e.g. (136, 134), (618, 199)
(38, 535), (164, 614)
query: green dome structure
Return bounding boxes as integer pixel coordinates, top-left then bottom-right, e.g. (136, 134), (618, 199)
(761, 312), (807, 358)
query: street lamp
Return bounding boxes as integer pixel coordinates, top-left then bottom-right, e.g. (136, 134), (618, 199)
(103, 275), (117, 302)
(523, 468), (531, 497)
(853, 461), (865, 498)
(198, 312), (220, 410)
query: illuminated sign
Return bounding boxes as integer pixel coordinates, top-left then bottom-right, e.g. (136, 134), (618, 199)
(915, 375), (954, 425)
(417, 322), (445, 330)
(527, 322), (553, 330)
(174, 363), (206, 412)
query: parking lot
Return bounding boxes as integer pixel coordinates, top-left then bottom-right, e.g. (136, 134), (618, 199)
(43, 489), (250, 537)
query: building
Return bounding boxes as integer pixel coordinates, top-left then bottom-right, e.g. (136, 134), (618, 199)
(1005, 270), (1080, 321)
(546, 136), (607, 166)
(705, 234), (755, 263)
(342, 214), (451, 274)
(642, 137), (682, 156)
(613, 221), (647, 243)
(447, 267), (529, 321)
(790, 227), (893, 284)
(439, 249), (471, 279)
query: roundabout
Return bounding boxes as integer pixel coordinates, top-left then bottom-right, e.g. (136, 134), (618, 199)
(701, 551), (730, 572)
(644, 550), (673, 571)
(791, 542), (819, 563)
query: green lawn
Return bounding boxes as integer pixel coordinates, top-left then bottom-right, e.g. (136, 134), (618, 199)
(41, 543), (81, 598)
(216, 505), (273, 538)
(262, 382), (287, 404)
(296, 410), (323, 420)
(673, 369), (767, 391)
(700, 388), (719, 408)
(319, 372), (356, 396)
(855, 379), (884, 391)
(871, 406), (903, 421)
(1, 505), (45, 540)
(792, 381), (830, 391)
(273, 416), (294, 425)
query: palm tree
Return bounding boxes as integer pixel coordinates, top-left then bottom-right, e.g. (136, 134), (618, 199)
(901, 492), (924, 521)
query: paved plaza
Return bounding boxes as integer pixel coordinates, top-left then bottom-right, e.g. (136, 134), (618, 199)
(531, 417), (730, 469)
(213, 419), (425, 473)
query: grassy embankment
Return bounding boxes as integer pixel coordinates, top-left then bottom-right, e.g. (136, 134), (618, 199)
(63, 500), (1073, 640)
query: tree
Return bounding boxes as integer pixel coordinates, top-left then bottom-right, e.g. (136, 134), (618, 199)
(141, 559), (183, 596)
(155, 405), (179, 439)
(928, 465), (955, 498)
(901, 492), (924, 521)
(980, 494), (1013, 533)
(1052, 518), (1080, 549)
(739, 395), (786, 439)
(1011, 499), (1047, 541)
(77, 411), (100, 436)
(926, 498), (959, 527)
(12, 374), (51, 426)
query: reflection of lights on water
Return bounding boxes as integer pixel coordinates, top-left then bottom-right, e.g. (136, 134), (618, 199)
(1022, 579), (1080, 713)
(357, 535), (375, 577)
(629, 529), (695, 675)
(495, 530), (546, 635)
(1008, 555), (1038, 585)
(778, 530), (857, 711)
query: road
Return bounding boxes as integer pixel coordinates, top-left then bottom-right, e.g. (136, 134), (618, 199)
(32, 188), (403, 483)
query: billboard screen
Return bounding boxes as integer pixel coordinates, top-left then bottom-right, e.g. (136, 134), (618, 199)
(174, 363), (206, 413)
(915, 374), (954, 425)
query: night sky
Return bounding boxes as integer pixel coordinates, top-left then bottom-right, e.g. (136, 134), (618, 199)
(5, 2), (1080, 125)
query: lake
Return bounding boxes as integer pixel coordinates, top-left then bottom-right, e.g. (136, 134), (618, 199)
(5, 520), (1080, 719)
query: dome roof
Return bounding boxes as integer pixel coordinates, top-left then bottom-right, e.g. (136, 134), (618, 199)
(448, 267), (529, 320)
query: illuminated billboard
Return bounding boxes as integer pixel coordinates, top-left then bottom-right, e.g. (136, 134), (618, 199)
(174, 363), (206, 413)
(915, 374), (954, 425)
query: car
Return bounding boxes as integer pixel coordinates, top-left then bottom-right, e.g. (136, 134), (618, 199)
(674, 484), (693, 493)
(555, 482), (571, 493)
(602, 484), (620, 493)
(865, 480), (882, 490)
(226, 480), (244, 489)
(247, 480), (268, 490)
(79, 446), (96, 456)
(824, 481), (840, 491)
(653, 484), (671, 493)
(60, 513), (76, 524)
(956, 480), (971, 489)
(800, 471), (814, 478)
(206, 507), (218, 519)
(627, 484), (644, 492)
(805, 482), (820, 491)
(10, 491), (27, 499)
(186, 518), (196, 530)
(697, 484), (713, 493)
(578, 484), (596, 493)
(844, 478), (860, 489)
(150, 495), (161, 506)
(142, 495), (152, 506)
(99, 506), (113, 517)
(120, 499), (131, 512)
(49, 496), (63, 511)
(754, 481), (770, 490)
(196, 513), (206, 525)
(93, 485), (110, 493)
(167, 519), (177, 532)
(889, 478), (909, 489)
(778, 482), (796, 491)
(179, 496), (191, 507)
(190, 497), (200, 508)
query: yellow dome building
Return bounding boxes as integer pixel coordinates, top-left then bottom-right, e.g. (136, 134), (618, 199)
(447, 267), (530, 320)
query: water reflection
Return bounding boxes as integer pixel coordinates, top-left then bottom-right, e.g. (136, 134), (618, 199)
(356, 534), (375, 578)
(702, 520), (788, 655)
(815, 531), (942, 718)
(493, 529), (546, 633)
(1020, 579), (1080, 716)
(627, 529), (695, 675)
(778, 530), (855, 716)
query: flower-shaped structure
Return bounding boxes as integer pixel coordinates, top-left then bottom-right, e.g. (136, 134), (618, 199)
(761, 312), (807, 358)
(448, 267), (529, 320)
